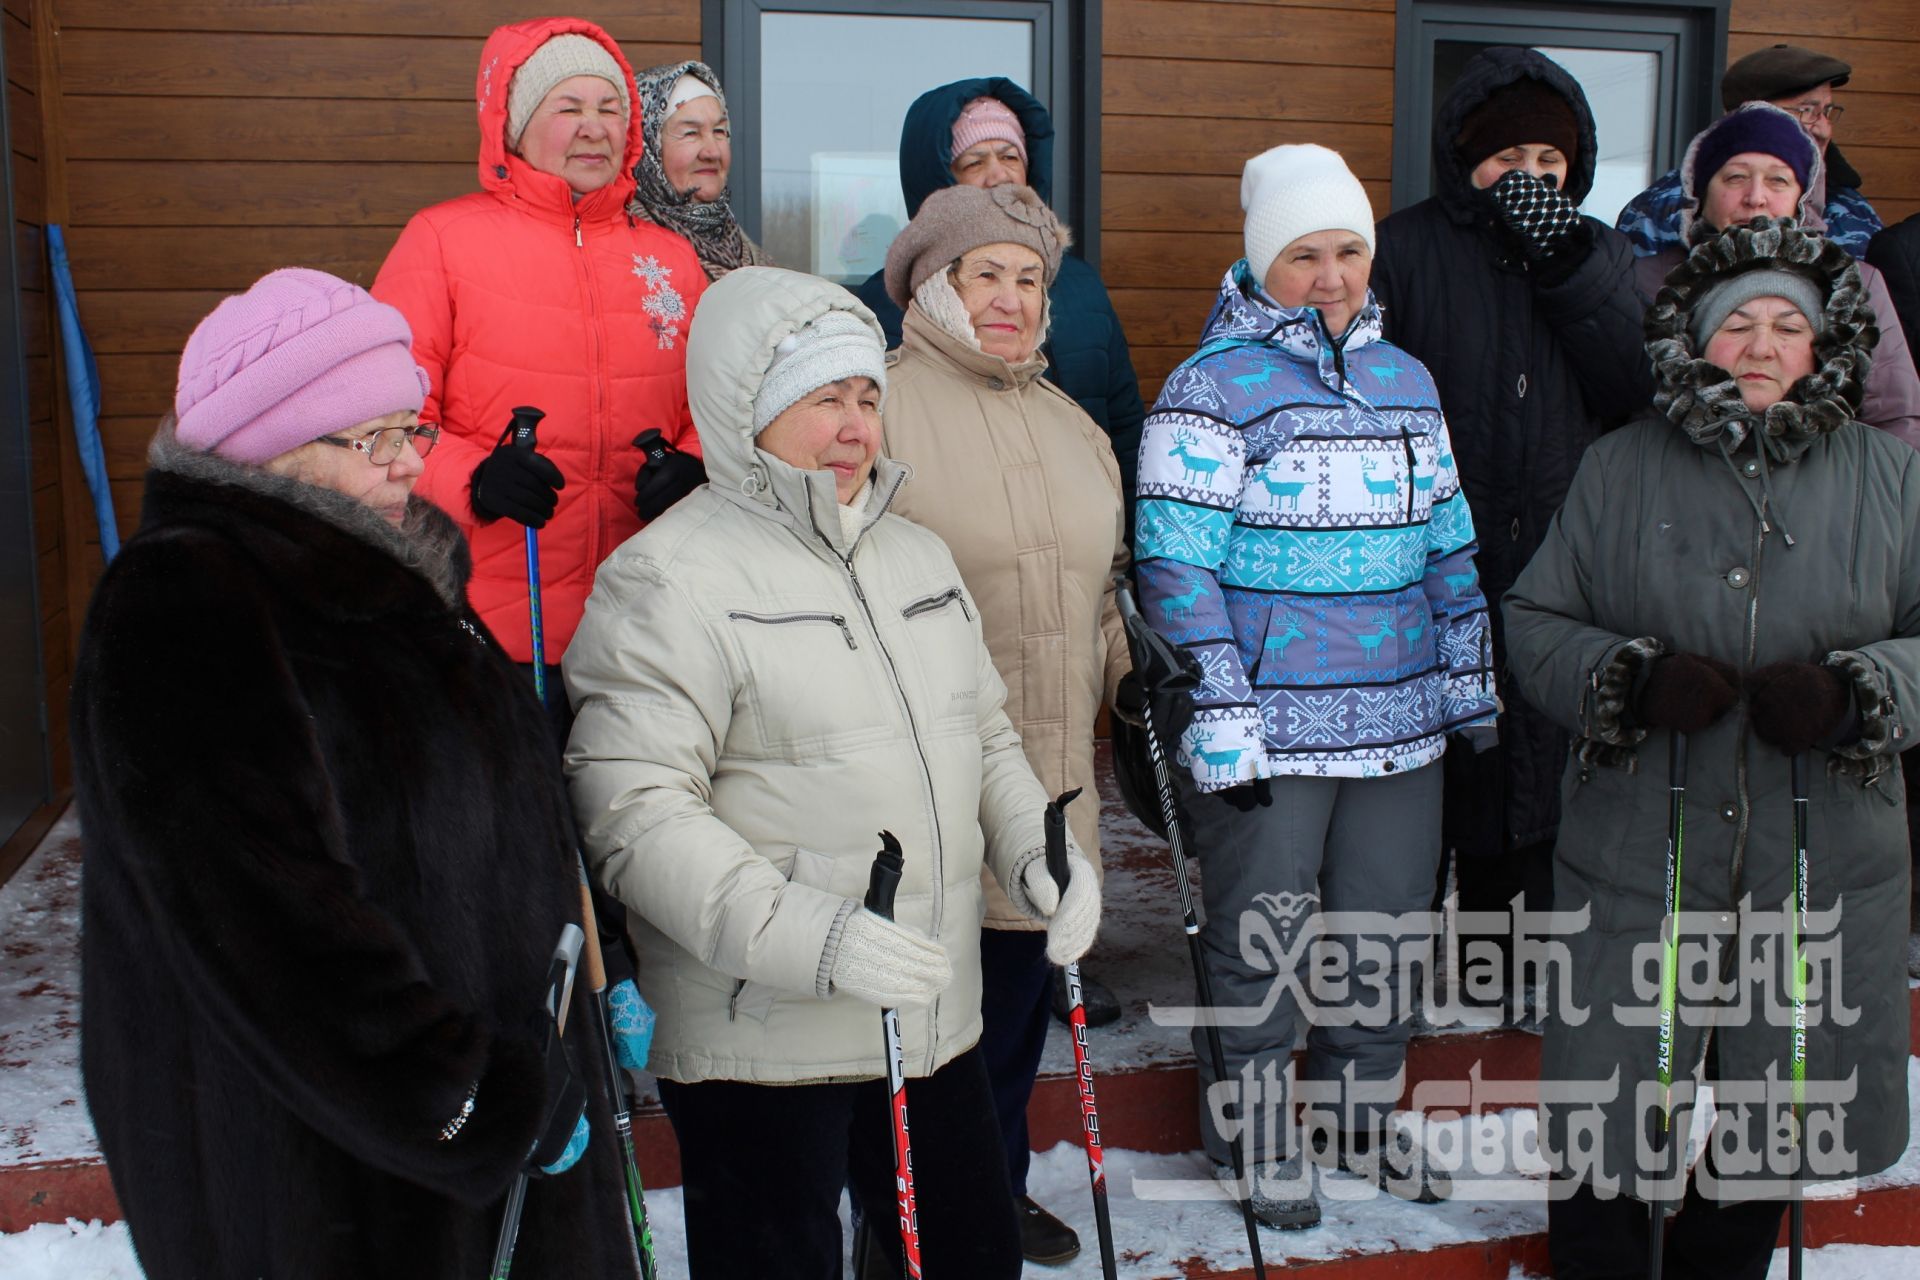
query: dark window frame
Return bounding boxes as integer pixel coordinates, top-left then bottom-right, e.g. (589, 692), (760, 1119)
(703, 0), (1104, 265)
(0, 15), (52, 853)
(1390, 0), (1731, 213)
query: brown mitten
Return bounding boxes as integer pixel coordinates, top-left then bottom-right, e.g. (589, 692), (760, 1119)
(1746, 662), (1855, 755)
(1634, 652), (1741, 734)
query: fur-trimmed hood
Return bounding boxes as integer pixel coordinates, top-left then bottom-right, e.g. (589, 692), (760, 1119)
(1646, 217), (1877, 463)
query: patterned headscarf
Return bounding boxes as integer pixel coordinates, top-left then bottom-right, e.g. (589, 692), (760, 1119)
(628, 60), (771, 280)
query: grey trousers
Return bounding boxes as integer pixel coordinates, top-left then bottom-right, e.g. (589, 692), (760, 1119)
(1179, 762), (1443, 1166)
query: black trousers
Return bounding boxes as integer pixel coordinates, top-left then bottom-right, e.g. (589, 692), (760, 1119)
(1549, 1175), (1786, 1280)
(978, 928), (1053, 1197)
(657, 1047), (1021, 1280)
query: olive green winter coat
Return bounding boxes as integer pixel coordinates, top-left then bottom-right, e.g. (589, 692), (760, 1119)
(1505, 220), (1916, 1201)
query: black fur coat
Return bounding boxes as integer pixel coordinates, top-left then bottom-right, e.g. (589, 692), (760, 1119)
(72, 434), (635, 1278)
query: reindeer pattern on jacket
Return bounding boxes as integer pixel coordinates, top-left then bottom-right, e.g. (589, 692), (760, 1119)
(1134, 262), (1497, 789)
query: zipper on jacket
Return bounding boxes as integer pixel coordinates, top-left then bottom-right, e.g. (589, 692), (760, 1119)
(574, 209), (611, 573)
(1400, 428), (1418, 522)
(726, 609), (858, 650)
(901, 586), (973, 622)
(840, 548), (949, 1074)
(1728, 505), (1771, 901)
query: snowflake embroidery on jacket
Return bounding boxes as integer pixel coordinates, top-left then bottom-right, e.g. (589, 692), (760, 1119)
(633, 255), (687, 349)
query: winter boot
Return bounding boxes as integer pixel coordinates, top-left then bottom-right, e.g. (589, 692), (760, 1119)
(1311, 1123), (1452, 1203)
(1016, 1195), (1080, 1264)
(1051, 966), (1122, 1028)
(1213, 1153), (1323, 1230)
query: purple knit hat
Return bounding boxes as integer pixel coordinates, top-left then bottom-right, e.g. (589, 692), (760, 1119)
(1689, 102), (1816, 199)
(174, 268), (430, 464)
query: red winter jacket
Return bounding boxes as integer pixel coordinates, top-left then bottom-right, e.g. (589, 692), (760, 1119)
(374, 17), (705, 662)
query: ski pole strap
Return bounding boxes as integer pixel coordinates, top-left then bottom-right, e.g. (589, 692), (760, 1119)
(1114, 578), (1202, 698)
(866, 832), (905, 921)
(1045, 788), (1082, 892)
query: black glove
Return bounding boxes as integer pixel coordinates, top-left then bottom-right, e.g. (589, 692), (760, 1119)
(1489, 169), (1584, 263)
(526, 1021), (588, 1176)
(470, 434), (565, 528)
(1219, 777), (1272, 813)
(632, 431), (707, 522)
(1746, 662), (1857, 755)
(1633, 652), (1741, 734)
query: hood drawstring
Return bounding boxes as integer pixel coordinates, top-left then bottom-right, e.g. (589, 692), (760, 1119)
(1719, 438), (1797, 548)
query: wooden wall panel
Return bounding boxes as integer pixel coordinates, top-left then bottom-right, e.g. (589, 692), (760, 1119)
(1100, 0), (1393, 401)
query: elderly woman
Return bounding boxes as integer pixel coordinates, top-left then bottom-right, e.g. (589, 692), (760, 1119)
(878, 181), (1130, 1264)
(1372, 48), (1654, 1026)
(1135, 144), (1497, 1228)
(70, 270), (626, 1277)
(629, 59), (771, 280)
(1634, 102), (1920, 448)
(375, 18), (707, 719)
(563, 267), (1099, 1278)
(1507, 217), (1918, 1278)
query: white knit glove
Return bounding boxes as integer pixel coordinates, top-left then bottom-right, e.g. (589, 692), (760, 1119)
(1019, 853), (1102, 966)
(828, 909), (952, 1007)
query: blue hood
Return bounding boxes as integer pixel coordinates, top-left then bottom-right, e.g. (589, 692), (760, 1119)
(897, 77), (1054, 215)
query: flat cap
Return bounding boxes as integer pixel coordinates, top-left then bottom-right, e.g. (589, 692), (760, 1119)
(1721, 44), (1850, 109)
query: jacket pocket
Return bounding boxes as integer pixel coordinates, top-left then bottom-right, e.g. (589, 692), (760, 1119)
(902, 586), (974, 622)
(729, 847), (839, 1023)
(900, 584), (982, 729)
(728, 609), (858, 649)
(725, 607), (889, 752)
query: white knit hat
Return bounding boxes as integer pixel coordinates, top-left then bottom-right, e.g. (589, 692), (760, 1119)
(507, 34), (630, 146)
(752, 310), (888, 435)
(1241, 144), (1376, 283)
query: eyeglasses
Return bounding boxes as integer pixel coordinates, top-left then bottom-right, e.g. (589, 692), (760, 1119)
(1784, 101), (1845, 123)
(317, 423), (440, 466)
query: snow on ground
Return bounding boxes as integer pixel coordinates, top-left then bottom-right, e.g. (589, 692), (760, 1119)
(0, 807), (93, 1165)
(0, 1219), (141, 1279)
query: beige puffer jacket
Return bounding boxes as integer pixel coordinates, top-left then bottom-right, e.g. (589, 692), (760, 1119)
(883, 308), (1131, 929)
(564, 268), (1064, 1083)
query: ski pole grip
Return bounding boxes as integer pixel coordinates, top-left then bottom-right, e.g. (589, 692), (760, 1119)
(632, 428), (670, 464)
(546, 923), (585, 1036)
(510, 405), (546, 450)
(1045, 788), (1082, 894)
(865, 831), (905, 923)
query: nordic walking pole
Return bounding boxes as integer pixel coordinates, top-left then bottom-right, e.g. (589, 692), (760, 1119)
(867, 832), (924, 1280)
(1789, 752), (1811, 1280)
(571, 855), (659, 1280)
(1650, 730), (1688, 1280)
(1115, 582), (1267, 1280)
(491, 923), (586, 1280)
(1046, 787), (1119, 1280)
(508, 406), (549, 707)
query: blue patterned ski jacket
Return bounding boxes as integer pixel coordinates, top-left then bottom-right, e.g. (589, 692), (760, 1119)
(1135, 264), (1497, 789)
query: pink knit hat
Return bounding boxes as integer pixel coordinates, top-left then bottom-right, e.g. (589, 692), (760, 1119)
(951, 96), (1026, 167)
(174, 269), (430, 464)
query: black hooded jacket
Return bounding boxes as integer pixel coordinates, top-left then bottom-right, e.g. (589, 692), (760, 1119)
(853, 77), (1146, 517)
(1372, 46), (1654, 857)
